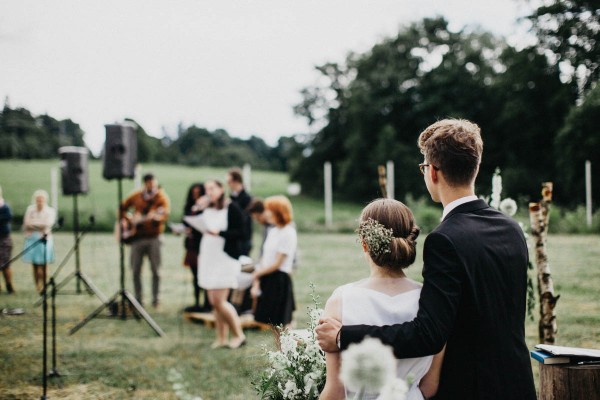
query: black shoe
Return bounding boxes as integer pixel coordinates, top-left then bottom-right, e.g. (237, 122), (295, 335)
(184, 304), (205, 313)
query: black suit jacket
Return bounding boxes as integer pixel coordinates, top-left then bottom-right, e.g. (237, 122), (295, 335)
(341, 200), (536, 400)
(219, 202), (245, 260)
(230, 189), (253, 253)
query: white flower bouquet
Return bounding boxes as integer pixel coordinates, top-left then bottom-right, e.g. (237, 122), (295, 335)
(253, 284), (326, 399)
(340, 337), (408, 400)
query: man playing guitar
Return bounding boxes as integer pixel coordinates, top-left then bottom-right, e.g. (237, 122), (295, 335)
(120, 173), (170, 308)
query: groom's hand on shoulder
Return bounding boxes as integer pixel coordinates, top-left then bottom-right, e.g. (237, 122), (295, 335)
(316, 317), (342, 353)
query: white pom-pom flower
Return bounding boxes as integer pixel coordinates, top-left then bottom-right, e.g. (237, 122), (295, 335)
(499, 198), (518, 216)
(340, 337), (397, 395)
(379, 377), (409, 400)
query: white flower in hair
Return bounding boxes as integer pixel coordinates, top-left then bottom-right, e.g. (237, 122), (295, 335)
(357, 218), (394, 257)
(340, 337), (397, 395)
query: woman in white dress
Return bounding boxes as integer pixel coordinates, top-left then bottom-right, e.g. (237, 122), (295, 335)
(320, 199), (444, 400)
(197, 180), (246, 349)
(22, 190), (56, 293)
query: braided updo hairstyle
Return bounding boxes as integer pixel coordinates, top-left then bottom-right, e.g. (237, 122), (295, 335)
(359, 198), (420, 270)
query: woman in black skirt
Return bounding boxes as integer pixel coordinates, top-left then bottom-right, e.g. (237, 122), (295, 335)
(251, 195), (296, 330)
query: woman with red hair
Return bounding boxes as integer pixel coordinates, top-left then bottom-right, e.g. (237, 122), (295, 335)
(251, 195), (297, 329)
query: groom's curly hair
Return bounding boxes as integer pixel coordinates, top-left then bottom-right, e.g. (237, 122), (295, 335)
(418, 118), (483, 186)
(360, 199), (420, 270)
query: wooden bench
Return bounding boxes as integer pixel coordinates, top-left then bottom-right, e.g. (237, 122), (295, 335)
(183, 311), (270, 330)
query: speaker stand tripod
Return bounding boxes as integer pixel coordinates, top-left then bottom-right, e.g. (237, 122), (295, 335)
(69, 178), (165, 337)
(34, 195), (106, 308)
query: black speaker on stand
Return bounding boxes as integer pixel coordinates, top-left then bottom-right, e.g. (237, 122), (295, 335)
(47, 147), (107, 302)
(69, 122), (164, 337)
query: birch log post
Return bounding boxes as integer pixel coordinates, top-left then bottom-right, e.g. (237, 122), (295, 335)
(529, 182), (560, 344)
(378, 165), (388, 198)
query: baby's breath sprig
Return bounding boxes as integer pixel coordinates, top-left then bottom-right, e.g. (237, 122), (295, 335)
(357, 218), (394, 257)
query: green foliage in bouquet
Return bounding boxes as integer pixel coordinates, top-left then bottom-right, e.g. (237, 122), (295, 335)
(253, 284), (326, 399)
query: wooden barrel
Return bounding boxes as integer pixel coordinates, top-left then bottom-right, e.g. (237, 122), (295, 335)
(539, 363), (600, 399)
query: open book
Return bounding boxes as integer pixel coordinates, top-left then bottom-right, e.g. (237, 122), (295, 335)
(183, 215), (210, 233)
(535, 344), (600, 359)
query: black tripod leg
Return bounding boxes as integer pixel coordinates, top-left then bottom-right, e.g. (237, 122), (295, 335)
(49, 279), (61, 378)
(77, 272), (108, 303)
(122, 290), (166, 337)
(68, 292), (119, 336)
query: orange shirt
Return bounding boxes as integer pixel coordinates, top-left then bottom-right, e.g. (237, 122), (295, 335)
(120, 189), (170, 238)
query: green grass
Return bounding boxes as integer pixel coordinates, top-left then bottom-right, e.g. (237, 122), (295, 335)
(0, 159), (363, 233)
(1, 230), (599, 399)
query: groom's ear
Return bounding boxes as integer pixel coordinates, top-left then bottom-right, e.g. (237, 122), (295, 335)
(430, 165), (440, 183)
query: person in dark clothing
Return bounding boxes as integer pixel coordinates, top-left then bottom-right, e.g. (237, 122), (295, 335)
(182, 182), (211, 312)
(316, 119), (536, 400)
(0, 185), (15, 293)
(226, 168), (252, 255)
(226, 168), (254, 314)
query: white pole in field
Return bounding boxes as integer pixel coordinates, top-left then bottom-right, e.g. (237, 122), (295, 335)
(585, 160), (592, 227)
(243, 163), (252, 192)
(324, 161), (332, 228)
(386, 160), (395, 199)
(135, 164), (142, 189)
(50, 167), (59, 211)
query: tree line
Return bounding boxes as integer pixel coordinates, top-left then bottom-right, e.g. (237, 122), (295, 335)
(0, 103), (304, 172)
(290, 1), (599, 207)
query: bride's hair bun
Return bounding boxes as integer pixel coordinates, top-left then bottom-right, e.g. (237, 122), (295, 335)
(358, 199), (420, 270)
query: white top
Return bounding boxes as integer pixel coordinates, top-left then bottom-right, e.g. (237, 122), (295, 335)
(23, 205), (56, 237)
(441, 195), (478, 221)
(338, 281), (433, 400)
(197, 207), (241, 290)
(259, 224), (297, 274)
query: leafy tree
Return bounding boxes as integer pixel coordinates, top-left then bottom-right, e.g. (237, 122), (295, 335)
(483, 46), (577, 199)
(527, 0), (600, 92)
(292, 18), (507, 201)
(0, 104), (86, 158)
(554, 84), (600, 206)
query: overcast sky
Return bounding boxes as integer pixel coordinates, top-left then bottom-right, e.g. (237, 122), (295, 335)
(0, 1), (535, 155)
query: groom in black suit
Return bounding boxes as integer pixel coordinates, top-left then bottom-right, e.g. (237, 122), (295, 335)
(316, 119), (536, 399)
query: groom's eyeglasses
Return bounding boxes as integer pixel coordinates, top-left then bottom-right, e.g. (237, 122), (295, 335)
(418, 163), (439, 175)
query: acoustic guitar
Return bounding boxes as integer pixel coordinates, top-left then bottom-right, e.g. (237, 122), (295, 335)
(117, 207), (165, 244)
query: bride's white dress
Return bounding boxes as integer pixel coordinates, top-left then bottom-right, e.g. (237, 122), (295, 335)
(197, 207), (241, 290)
(339, 280), (433, 400)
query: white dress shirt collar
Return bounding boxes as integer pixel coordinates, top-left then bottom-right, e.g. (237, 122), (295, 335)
(442, 195), (479, 221)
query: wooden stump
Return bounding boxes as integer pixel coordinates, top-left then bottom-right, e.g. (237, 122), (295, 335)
(539, 363), (600, 399)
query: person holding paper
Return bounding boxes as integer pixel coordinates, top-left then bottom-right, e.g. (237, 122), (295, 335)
(181, 182), (210, 312)
(316, 119), (536, 400)
(197, 179), (246, 349)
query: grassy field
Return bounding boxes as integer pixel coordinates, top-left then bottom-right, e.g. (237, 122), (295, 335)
(0, 229), (599, 399)
(0, 160), (364, 232)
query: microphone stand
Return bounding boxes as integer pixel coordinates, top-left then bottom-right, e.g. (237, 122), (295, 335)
(37, 220), (62, 400)
(41, 232), (48, 400)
